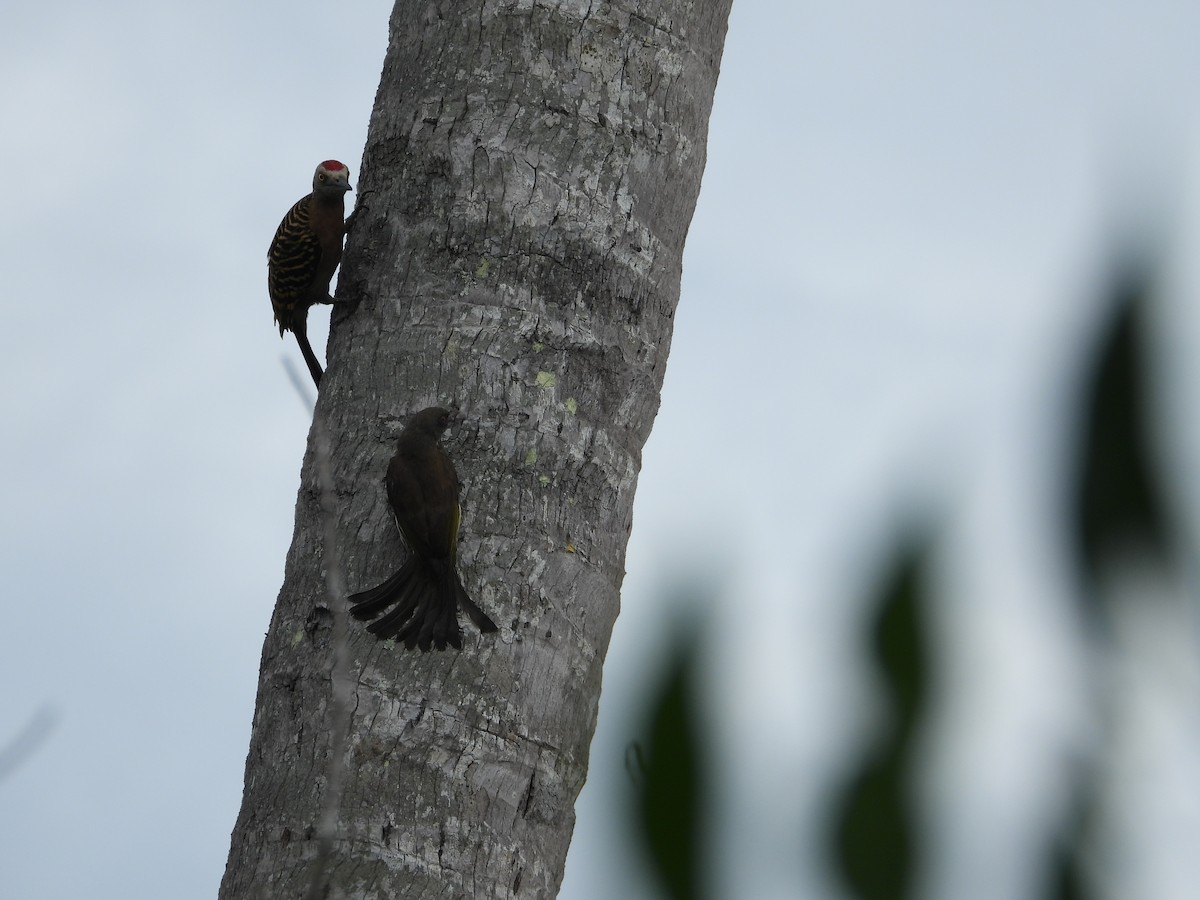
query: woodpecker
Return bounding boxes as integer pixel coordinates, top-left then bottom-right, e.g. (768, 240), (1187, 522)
(348, 407), (499, 651)
(267, 160), (353, 387)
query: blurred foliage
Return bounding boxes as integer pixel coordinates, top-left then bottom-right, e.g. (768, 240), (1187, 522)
(622, 254), (1184, 899)
(1047, 794), (1095, 900)
(633, 629), (707, 900)
(1054, 261), (1171, 899)
(1071, 264), (1172, 596)
(834, 541), (929, 900)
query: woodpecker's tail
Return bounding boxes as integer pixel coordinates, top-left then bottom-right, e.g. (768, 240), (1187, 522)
(292, 318), (323, 387)
(402, 568), (499, 650)
(456, 575), (499, 636)
(389, 563), (462, 651)
(349, 559), (497, 652)
(349, 560), (431, 646)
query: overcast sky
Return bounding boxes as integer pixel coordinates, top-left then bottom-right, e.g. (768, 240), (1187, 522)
(4, 2), (1200, 898)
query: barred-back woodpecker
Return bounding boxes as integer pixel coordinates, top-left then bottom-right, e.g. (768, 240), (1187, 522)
(267, 160), (352, 387)
(348, 407), (500, 651)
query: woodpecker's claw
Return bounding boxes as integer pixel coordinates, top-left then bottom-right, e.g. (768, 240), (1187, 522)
(347, 190), (376, 230)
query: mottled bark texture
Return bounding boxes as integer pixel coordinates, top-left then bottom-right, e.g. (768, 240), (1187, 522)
(220, 0), (731, 897)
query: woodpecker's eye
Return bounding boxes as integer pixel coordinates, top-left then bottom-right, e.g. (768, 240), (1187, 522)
(318, 173), (327, 181)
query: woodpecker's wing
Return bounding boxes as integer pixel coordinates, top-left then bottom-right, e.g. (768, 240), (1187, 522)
(386, 440), (462, 563)
(425, 445), (463, 561)
(448, 496), (461, 559)
(267, 194), (322, 332)
(385, 450), (437, 561)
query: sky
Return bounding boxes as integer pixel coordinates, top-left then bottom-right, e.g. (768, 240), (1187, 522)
(4, 2), (1200, 898)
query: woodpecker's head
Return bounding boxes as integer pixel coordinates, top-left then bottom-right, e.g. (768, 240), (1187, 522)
(407, 407), (455, 439)
(312, 160), (352, 196)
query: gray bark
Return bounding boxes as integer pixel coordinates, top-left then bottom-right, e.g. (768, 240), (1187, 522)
(220, 0), (731, 897)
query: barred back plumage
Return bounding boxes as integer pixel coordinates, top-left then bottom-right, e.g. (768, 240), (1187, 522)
(264, 162), (350, 388)
(265, 160), (352, 388)
(267, 194), (321, 334)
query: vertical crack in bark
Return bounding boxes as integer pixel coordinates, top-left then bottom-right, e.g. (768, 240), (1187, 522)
(519, 757), (538, 820)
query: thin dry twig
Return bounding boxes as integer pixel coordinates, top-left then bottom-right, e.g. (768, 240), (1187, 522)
(0, 705), (58, 782)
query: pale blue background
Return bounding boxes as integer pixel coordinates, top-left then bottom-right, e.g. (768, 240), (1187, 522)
(4, 2), (1200, 898)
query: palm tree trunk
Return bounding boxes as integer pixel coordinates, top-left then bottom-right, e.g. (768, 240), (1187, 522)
(220, 1), (732, 895)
